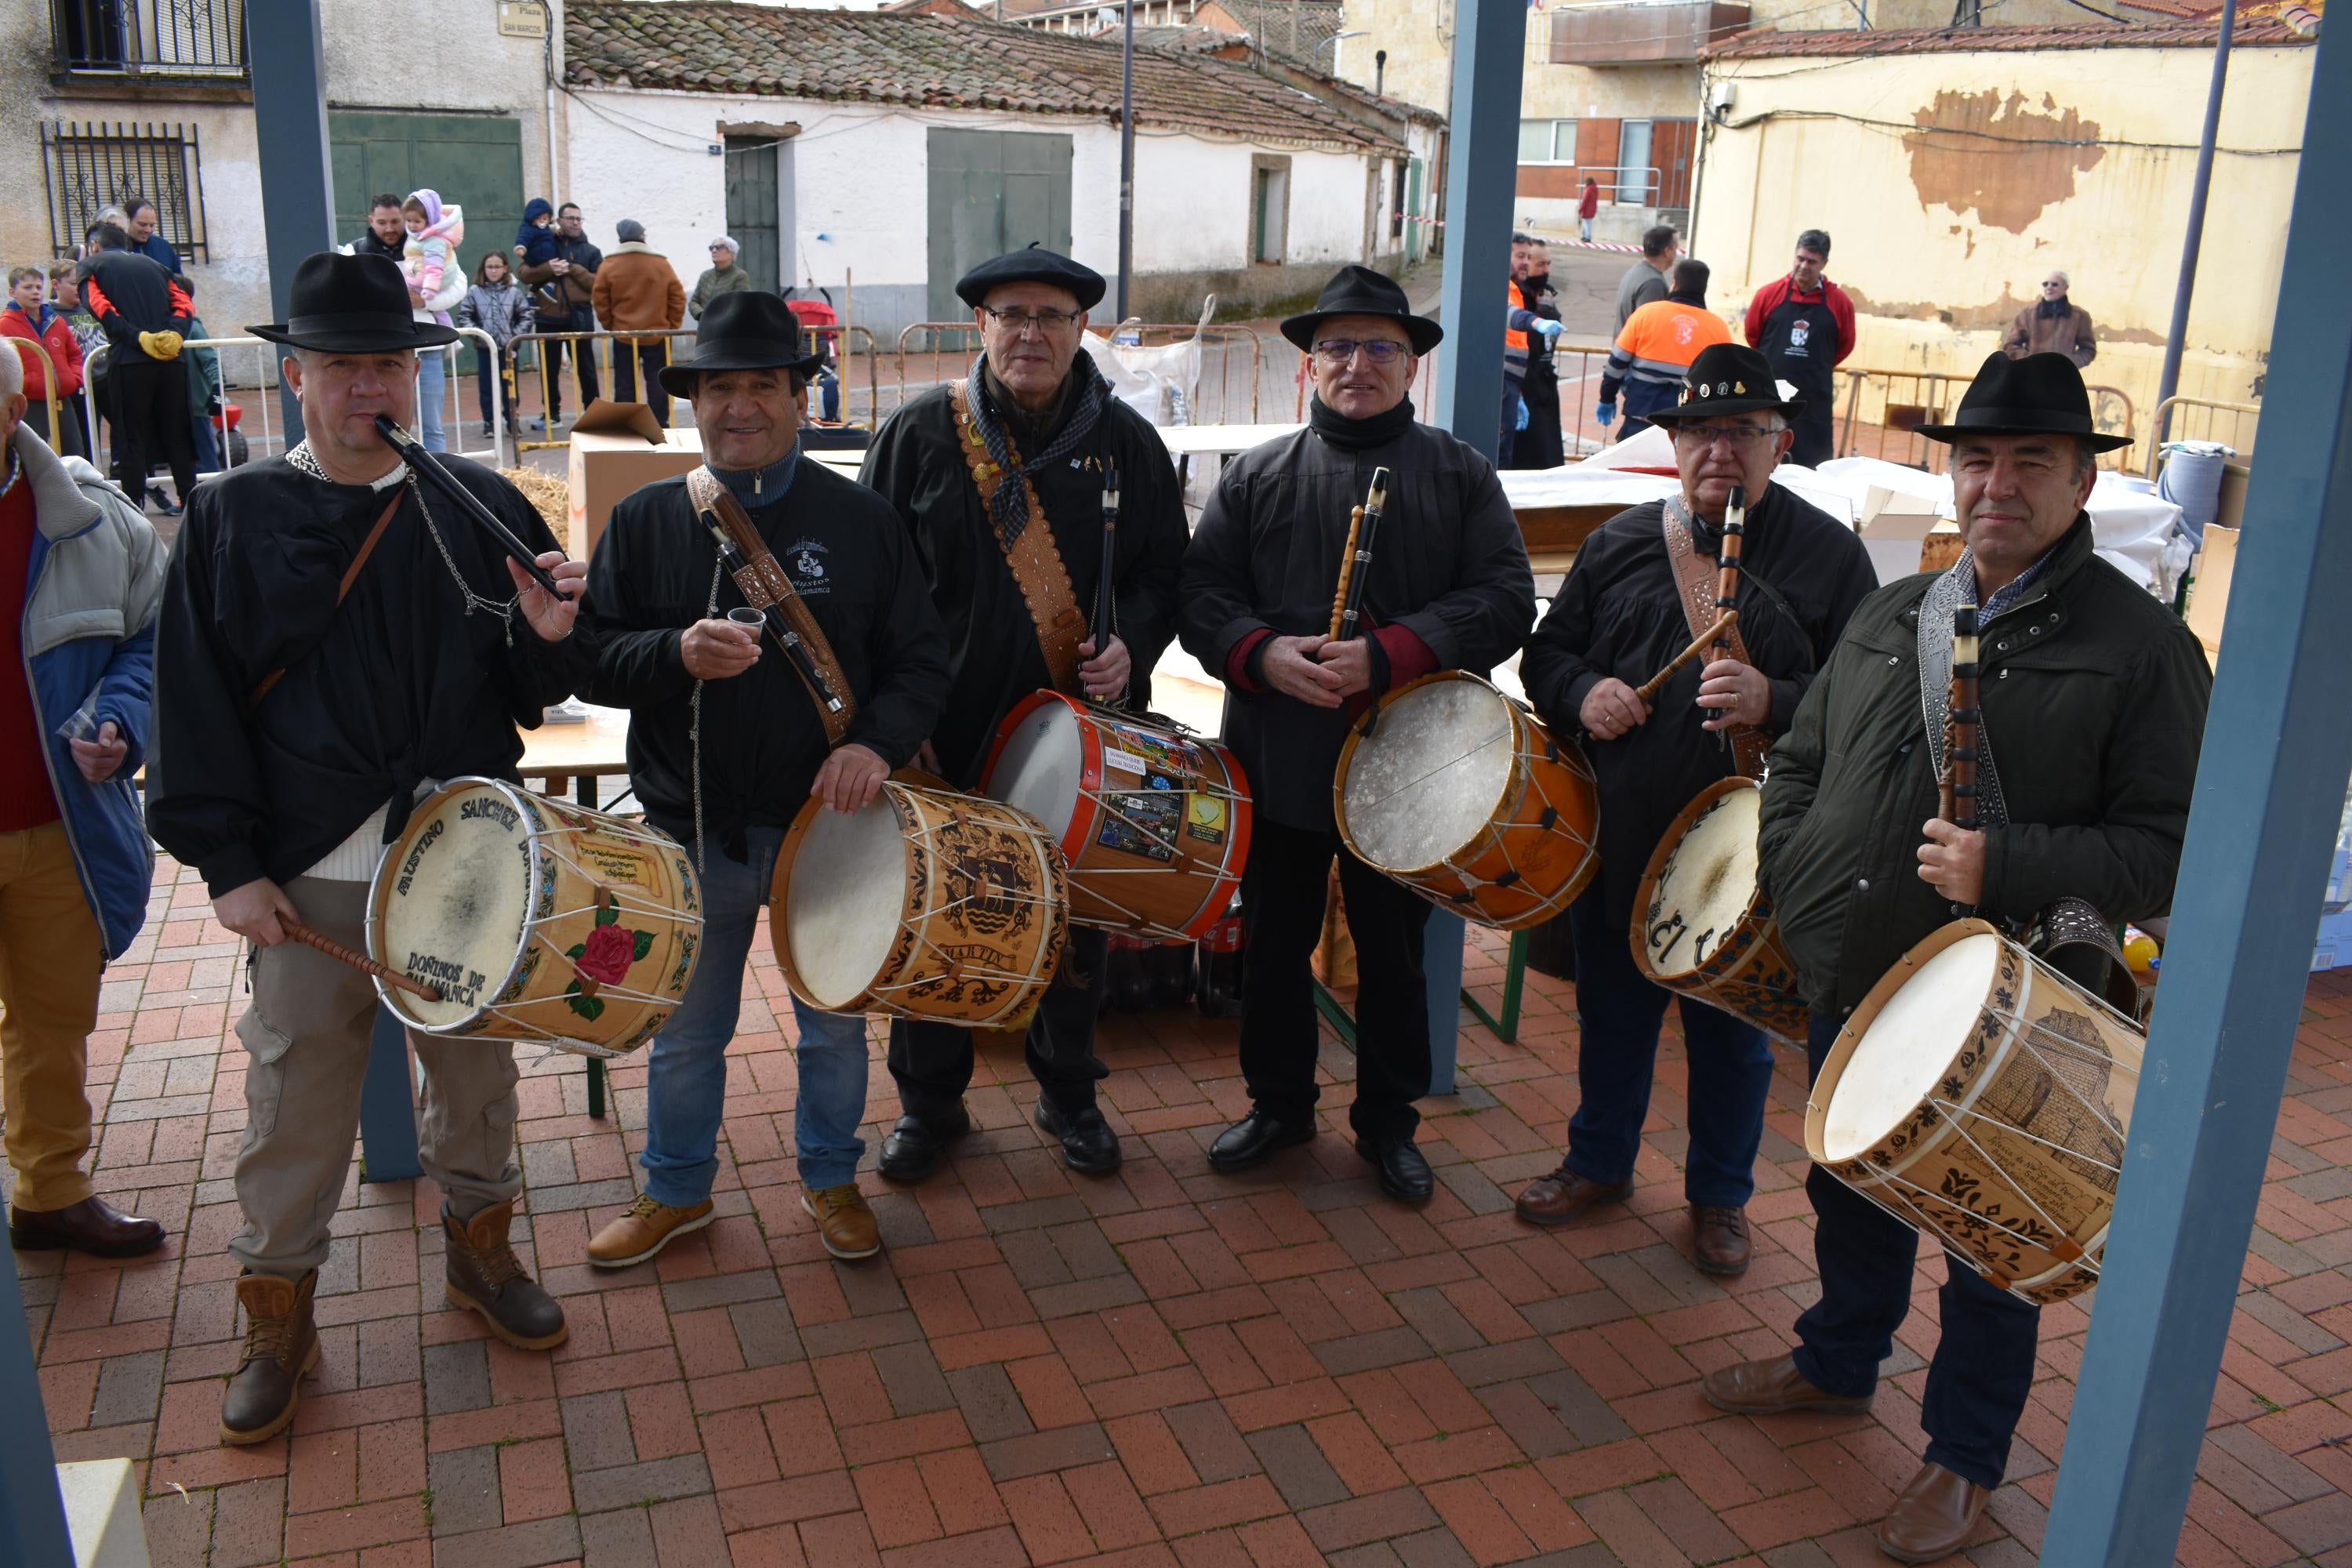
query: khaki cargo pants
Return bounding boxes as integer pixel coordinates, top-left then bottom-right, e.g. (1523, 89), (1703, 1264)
(230, 876), (522, 1279)
(0, 822), (104, 1214)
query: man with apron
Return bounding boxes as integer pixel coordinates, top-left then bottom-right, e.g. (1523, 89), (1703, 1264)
(1741, 229), (1854, 467)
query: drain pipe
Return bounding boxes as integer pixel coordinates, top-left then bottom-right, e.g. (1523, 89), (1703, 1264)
(2155, 0), (2236, 438)
(1376, 48), (1387, 96)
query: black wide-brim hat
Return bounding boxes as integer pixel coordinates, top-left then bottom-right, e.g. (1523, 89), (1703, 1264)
(956, 245), (1105, 311)
(1917, 350), (2132, 452)
(1281, 264), (1442, 355)
(658, 290), (826, 397)
(248, 251), (460, 352)
(1645, 342), (1805, 426)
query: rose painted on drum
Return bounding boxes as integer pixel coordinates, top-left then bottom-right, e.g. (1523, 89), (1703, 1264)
(579, 924), (638, 985)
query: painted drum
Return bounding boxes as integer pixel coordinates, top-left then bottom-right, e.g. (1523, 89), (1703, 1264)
(1630, 777), (1807, 1042)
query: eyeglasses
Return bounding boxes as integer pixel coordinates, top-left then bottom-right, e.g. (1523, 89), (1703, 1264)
(1671, 424), (1779, 451)
(1313, 339), (1409, 366)
(982, 306), (1083, 334)
(2042, 279), (2067, 289)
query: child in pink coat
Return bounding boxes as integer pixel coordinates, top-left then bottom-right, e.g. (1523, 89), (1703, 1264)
(401, 188), (466, 325)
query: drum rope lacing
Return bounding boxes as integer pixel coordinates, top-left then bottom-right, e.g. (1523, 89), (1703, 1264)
(1390, 732), (1595, 923)
(286, 442), (519, 643)
(862, 804), (1063, 1022)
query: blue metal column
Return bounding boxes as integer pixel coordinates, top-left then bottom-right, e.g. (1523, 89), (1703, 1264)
(0, 1251), (73, 1564)
(2042, 23), (2350, 1565)
(248, 0), (338, 444)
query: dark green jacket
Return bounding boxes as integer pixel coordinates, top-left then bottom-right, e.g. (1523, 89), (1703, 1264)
(1758, 516), (2212, 1018)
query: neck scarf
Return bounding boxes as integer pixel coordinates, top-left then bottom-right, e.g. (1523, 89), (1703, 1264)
(712, 440), (801, 510)
(2037, 295), (2069, 320)
(1308, 394), (1416, 452)
(966, 350), (1108, 546)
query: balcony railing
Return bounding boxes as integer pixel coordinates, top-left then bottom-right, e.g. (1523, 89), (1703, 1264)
(1548, 1), (1748, 66)
(51, 0), (248, 80)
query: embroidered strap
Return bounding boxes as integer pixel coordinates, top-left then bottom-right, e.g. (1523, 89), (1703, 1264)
(948, 379), (1087, 696)
(684, 466), (858, 745)
(1661, 497), (1771, 779)
(250, 487), (405, 708)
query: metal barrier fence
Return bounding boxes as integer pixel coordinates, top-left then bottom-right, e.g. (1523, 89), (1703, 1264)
(1836, 366), (2137, 473)
(5, 337), (68, 453)
(894, 321), (1265, 426)
(510, 328), (698, 453)
(2147, 395), (2262, 477)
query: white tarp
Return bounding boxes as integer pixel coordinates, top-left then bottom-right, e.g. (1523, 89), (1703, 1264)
(1080, 296), (1216, 427)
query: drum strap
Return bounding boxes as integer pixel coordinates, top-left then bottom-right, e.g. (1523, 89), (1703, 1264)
(948, 379), (1087, 697)
(1662, 498), (1771, 779)
(249, 486), (405, 709)
(686, 467), (858, 745)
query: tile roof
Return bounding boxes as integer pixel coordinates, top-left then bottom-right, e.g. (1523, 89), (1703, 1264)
(563, 0), (1402, 152)
(1127, 22), (1250, 52)
(1205, 0), (1345, 66)
(1706, 15), (2312, 53)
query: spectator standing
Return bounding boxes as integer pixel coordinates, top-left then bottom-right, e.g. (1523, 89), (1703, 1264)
(123, 199), (184, 275)
(591, 219), (686, 426)
(2003, 270), (2096, 368)
(1515, 239), (1565, 468)
(77, 222), (199, 515)
(689, 236), (753, 318)
(1501, 233), (1563, 463)
(4, 267), (85, 457)
(179, 278), (223, 474)
(349, 194), (407, 263)
(456, 249), (531, 441)
(0, 344), (169, 1260)
(1577, 176), (1601, 243)
(1614, 223), (1678, 333)
(399, 189), (466, 452)
(50, 264), (100, 459)
(789, 292), (845, 423)
(1600, 259), (1732, 440)
(1743, 228), (1856, 467)
(516, 199), (602, 426)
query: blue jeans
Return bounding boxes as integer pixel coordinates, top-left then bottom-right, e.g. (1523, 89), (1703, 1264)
(416, 349), (447, 452)
(1563, 891), (1776, 1206)
(1792, 1012), (2039, 1490)
(640, 827), (871, 1203)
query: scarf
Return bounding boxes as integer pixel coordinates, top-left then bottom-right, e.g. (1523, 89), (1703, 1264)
(2037, 295), (2070, 321)
(1667, 289), (1707, 308)
(1308, 394), (1417, 452)
(966, 350), (1109, 547)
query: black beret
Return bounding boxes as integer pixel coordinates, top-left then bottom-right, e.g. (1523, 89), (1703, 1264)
(954, 245), (1105, 311)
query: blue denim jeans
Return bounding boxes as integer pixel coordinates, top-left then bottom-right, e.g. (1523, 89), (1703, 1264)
(416, 349), (447, 452)
(640, 827), (871, 1203)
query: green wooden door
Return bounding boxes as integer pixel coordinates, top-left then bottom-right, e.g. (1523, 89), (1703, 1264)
(724, 139), (781, 296)
(925, 129), (1073, 321)
(329, 112), (526, 369)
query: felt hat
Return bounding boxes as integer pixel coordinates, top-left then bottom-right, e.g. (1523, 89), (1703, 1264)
(955, 245), (1105, 311)
(247, 252), (459, 353)
(1280, 264), (1442, 355)
(1643, 343), (1805, 426)
(658, 290), (825, 397)
(1916, 350), (2132, 452)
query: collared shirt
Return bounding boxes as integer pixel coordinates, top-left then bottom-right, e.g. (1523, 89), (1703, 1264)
(1977, 541), (2062, 624)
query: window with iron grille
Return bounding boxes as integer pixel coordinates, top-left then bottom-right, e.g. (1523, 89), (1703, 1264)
(42, 122), (211, 263)
(49, 0), (248, 78)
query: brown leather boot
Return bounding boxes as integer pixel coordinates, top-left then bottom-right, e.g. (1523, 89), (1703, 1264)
(1690, 1203), (1751, 1276)
(1876, 1461), (1992, 1563)
(220, 1270), (320, 1445)
(443, 1200), (568, 1351)
(1513, 1165), (1632, 1227)
(1701, 1352), (1875, 1417)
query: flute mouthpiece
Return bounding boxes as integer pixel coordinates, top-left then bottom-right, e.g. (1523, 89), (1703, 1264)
(1368, 466), (1391, 507)
(371, 413), (416, 448)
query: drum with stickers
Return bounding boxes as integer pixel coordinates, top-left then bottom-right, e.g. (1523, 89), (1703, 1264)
(770, 779), (1069, 1026)
(1630, 778), (1808, 1042)
(981, 691), (1253, 943)
(367, 778), (703, 1059)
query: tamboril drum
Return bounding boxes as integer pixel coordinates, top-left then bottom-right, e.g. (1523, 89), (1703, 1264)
(368, 779), (703, 1059)
(1807, 918), (2145, 1305)
(1334, 670), (1599, 931)
(1631, 778), (1807, 1042)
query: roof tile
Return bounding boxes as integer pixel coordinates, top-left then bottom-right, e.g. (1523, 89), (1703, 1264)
(1706, 15), (2311, 54)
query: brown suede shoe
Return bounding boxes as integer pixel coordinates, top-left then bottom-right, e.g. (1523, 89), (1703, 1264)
(1513, 1165), (1632, 1227)
(587, 1193), (715, 1269)
(1877, 1461), (1992, 1563)
(220, 1270), (320, 1445)
(1702, 1353), (1875, 1417)
(1690, 1203), (1751, 1276)
(801, 1185), (882, 1261)
(9, 1195), (166, 1258)
(444, 1200), (568, 1351)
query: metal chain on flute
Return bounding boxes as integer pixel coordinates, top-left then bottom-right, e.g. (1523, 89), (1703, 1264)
(1329, 466), (1392, 641)
(1945, 601), (1982, 916)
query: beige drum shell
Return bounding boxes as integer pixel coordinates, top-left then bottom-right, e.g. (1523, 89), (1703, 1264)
(1806, 919), (2145, 1305)
(770, 781), (1069, 1028)
(368, 778), (703, 1059)
(1629, 778), (1808, 1043)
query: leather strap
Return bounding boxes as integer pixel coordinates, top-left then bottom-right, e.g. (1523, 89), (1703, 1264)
(948, 379), (1087, 696)
(250, 486), (405, 707)
(1661, 499), (1770, 778)
(684, 466), (858, 745)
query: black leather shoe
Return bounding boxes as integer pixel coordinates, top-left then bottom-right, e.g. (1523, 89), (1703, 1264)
(1207, 1109), (1314, 1171)
(1357, 1137), (1435, 1203)
(1035, 1100), (1122, 1174)
(879, 1105), (970, 1182)
(9, 1196), (166, 1258)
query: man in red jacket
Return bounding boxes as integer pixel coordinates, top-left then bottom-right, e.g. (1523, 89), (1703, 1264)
(1743, 229), (1856, 467)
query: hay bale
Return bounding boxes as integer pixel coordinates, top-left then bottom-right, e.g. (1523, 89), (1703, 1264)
(498, 467), (569, 536)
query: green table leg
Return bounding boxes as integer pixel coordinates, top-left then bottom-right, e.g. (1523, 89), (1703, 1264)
(1312, 979), (1359, 1047)
(1461, 928), (1530, 1045)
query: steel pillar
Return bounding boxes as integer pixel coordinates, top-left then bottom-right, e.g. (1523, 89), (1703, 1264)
(247, 0), (338, 443)
(0, 1250), (72, 1565)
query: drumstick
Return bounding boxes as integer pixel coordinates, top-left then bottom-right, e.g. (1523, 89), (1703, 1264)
(282, 919), (442, 1003)
(1635, 610), (1737, 703)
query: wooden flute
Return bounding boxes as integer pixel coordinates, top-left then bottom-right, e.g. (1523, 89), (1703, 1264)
(1328, 467), (1392, 641)
(1943, 601), (1983, 915)
(1095, 463), (1120, 652)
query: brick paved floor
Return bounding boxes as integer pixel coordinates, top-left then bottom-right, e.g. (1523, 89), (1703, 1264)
(21, 853), (2352, 1566)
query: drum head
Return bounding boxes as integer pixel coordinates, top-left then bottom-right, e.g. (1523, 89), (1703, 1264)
(375, 781), (533, 1027)
(1342, 677), (1513, 873)
(989, 700), (1083, 842)
(1647, 786), (1762, 979)
(1820, 930), (2002, 1161)
(786, 796), (909, 1011)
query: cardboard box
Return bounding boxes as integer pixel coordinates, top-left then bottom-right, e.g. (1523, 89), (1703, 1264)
(566, 400), (703, 560)
(1854, 484), (1947, 586)
(2184, 524), (2238, 668)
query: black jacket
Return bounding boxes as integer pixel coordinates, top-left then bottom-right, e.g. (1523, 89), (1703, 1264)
(1759, 517), (2212, 1016)
(1516, 274), (1562, 401)
(75, 250), (193, 357)
(579, 460), (951, 847)
(858, 376), (1188, 787)
(1179, 419), (1536, 831)
(147, 456), (593, 896)
(1522, 485), (1877, 929)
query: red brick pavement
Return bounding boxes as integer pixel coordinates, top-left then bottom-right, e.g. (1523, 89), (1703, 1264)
(23, 855), (2352, 1566)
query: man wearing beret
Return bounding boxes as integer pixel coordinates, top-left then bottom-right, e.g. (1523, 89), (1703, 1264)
(860, 247), (1188, 1179)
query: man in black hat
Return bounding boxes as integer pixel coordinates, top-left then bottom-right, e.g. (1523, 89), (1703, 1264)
(146, 252), (593, 1446)
(1514, 343), (1876, 1274)
(578, 293), (949, 1268)
(858, 247), (1187, 1181)
(1705, 352), (2210, 1562)
(1177, 264), (1535, 1203)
